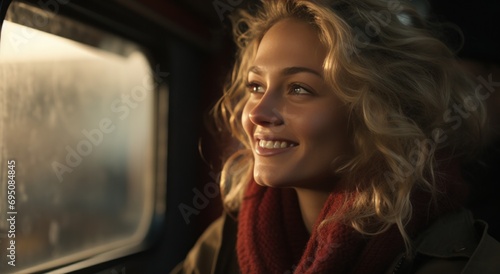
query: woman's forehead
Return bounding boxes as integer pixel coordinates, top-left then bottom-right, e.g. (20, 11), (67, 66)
(251, 19), (327, 74)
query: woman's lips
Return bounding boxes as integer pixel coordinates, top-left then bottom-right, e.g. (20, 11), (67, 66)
(254, 139), (298, 156)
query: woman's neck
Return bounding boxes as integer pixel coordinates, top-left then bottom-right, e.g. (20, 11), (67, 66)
(294, 188), (330, 233)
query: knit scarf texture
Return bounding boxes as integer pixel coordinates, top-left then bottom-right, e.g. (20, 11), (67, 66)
(236, 163), (464, 274)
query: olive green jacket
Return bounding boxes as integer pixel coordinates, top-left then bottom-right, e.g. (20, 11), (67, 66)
(171, 209), (500, 274)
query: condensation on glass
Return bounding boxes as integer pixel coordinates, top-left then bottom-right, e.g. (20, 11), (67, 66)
(0, 2), (156, 273)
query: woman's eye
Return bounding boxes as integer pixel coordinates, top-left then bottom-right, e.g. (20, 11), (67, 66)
(290, 84), (311, 95)
(247, 83), (265, 93)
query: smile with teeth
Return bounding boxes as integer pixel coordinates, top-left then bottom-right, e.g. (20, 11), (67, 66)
(258, 139), (297, 149)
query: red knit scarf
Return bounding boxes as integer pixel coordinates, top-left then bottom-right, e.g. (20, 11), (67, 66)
(236, 163), (465, 274)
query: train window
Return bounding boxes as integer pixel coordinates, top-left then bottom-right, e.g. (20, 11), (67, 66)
(0, 1), (162, 273)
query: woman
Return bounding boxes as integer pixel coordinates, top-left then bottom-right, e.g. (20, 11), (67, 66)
(173, 0), (500, 273)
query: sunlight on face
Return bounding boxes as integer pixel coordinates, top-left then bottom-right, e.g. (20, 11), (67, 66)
(242, 19), (351, 191)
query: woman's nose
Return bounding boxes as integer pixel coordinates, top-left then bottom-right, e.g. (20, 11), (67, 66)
(248, 93), (284, 127)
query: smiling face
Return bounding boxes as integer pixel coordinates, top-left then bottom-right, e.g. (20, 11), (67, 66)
(242, 19), (351, 191)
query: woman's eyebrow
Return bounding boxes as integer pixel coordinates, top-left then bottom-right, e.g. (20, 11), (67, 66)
(248, 66), (323, 78)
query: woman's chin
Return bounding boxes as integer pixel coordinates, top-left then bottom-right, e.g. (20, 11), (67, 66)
(254, 176), (288, 188)
(253, 175), (303, 189)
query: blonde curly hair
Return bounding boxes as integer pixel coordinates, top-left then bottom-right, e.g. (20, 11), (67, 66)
(213, 0), (485, 249)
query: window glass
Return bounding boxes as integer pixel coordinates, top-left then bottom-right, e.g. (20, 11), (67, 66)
(0, 2), (157, 273)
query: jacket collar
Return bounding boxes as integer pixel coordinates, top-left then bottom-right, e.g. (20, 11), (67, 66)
(415, 209), (477, 258)
(391, 209), (500, 274)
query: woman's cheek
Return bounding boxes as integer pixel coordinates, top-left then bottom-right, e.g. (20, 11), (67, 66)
(299, 107), (350, 156)
(297, 110), (333, 139)
(241, 101), (254, 138)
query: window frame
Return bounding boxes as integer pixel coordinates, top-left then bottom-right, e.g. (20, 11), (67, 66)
(0, 0), (168, 272)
